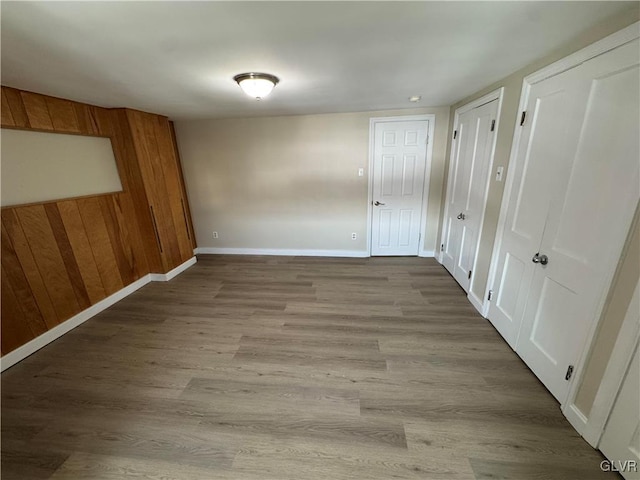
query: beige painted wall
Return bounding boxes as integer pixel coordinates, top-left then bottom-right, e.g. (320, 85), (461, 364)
(175, 106), (449, 253)
(438, 6), (639, 417)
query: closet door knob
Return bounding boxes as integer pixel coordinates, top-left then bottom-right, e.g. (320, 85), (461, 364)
(532, 253), (549, 265)
(457, 213), (466, 220)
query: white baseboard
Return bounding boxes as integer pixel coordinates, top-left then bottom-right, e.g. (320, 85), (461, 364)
(195, 247), (369, 258)
(0, 257), (197, 372)
(563, 403), (589, 440)
(149, 256), (197, 281)
(418, 250), (435, 258)
(468, 292), (487, 317)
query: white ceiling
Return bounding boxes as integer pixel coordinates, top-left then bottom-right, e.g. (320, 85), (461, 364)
(1, 2), (634, 120)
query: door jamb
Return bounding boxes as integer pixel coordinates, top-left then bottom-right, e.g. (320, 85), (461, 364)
(367, 114), (435, 257)
(438, 87), (504, 314)
(481, 21), (640, 438)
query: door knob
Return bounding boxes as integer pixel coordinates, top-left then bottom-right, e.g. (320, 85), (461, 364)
(374, 201), (386, 206)
(457, 213), (466, 220)
(532, 253), (549, 265)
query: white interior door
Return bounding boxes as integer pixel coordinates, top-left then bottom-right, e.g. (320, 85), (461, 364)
(599, 343), (640, 480)
(486, 66), (581, 348)
(516, 39), (640, 402)
(371, 120), (428, 256)
(442, 100), (498, 291)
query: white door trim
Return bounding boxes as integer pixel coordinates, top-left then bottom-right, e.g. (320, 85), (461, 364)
(581, 280), (640, 447)
(483, 21), (640, 429)
(439, 87), (504, 315)
(367, 114), (435, 256)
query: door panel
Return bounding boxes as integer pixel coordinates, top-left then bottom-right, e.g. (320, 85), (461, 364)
(442, 100), (498, 291)
(516, 40), (640, 402)
(371, 120), (428, 256)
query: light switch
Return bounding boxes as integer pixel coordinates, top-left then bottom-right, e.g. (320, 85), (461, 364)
(358, 168), (364, 177)
(495, 166), (504, 182)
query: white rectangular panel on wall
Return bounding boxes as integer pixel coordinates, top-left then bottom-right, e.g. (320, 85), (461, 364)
(1, 129), (123, 207)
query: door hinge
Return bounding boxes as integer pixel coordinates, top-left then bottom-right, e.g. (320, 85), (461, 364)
(441, 243), (444, 251)
(565, 365), (574, 381)
(426, 135), (430, 145)
(468, 270), (472, 279)
(487, 289), (493, 301)
(520, 111), (527, 126)
(490, 119), (496, 132)
(453, 130), (458, 140)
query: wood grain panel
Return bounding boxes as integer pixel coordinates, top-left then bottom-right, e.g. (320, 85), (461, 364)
(72, 103), (100, 136)
(112, 109), (162, 273)
(1, 223), (48, 337)
(126, 110), (181, 270)
(170, 121), (196, 250)
(2, 209), (59, 329)
(44, 203), (91, 310)
(154, 117), (193, 263)
(16, 205), (80, 323)
(98, 196), (135, 286)
(20, 91), (54, 130)
(76, 197), (124, 295)
(2, 88), (15, 126)
(45, 97), (80, 133)
(57, 200), (107, 304)
(1, 266), (35, 354)
(1, 87), (195, 356)
(3, 87), (30, 128)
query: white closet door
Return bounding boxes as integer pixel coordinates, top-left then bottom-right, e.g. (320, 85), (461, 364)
(442, 108), (474, 275)
(443, 100), (498, 292)
(487, 66), (584, 348)
(516, 39), (640, 402)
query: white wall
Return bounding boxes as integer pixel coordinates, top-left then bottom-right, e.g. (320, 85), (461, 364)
(175, 107), (449, 255)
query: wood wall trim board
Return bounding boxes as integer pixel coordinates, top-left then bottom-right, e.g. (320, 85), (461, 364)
(0, 256), (197, 370)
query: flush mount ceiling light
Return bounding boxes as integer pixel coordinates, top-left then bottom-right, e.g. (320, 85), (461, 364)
(409, 95), (422, 103)
(233, 72), (279, 100)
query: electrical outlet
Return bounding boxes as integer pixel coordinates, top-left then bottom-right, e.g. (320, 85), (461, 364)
(351, 233), (357, 240)
(212, 231), (219, 239)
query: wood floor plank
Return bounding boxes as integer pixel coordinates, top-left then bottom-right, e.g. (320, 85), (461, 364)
(1, 255), (611, 479)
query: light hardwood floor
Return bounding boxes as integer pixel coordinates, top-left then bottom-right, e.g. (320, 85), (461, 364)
(1, 255), (614, 479)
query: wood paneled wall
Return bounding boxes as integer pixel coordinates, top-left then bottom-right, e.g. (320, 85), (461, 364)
(1, 87), (192, 355)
